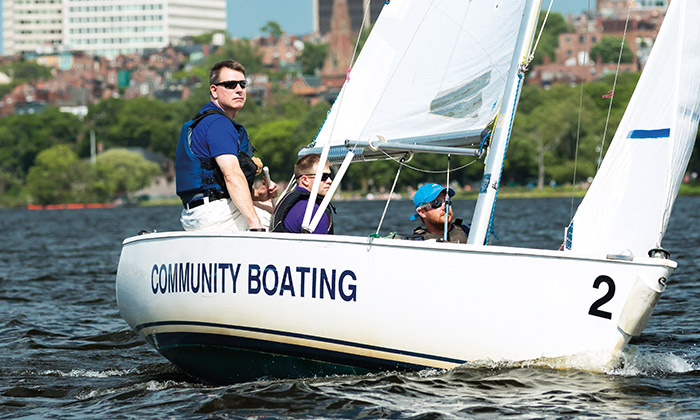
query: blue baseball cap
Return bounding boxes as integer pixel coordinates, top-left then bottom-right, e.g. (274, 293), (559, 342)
(410, 183), (455, 220)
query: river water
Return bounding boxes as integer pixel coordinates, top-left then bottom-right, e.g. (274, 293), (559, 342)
(2, 196), (699, 419)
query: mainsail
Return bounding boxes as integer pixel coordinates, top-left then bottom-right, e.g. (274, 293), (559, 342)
(310, 0), (532, 158)
(567, 0), (700, 256)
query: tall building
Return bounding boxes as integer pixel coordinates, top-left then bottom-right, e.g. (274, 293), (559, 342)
(321, 0), (353, 88)
(2, 0), (226, 58)
(313, 0), (384, 35)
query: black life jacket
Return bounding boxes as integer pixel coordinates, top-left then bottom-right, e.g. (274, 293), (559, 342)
(175, 108), (258, 205)
(270, 188), (334, 234)
(409, 218), (470, 243)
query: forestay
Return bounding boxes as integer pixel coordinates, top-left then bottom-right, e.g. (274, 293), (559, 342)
(312, 0), (531, 154)
(566, 0), (700, 257)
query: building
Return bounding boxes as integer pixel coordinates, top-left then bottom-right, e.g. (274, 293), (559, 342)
(597, 0), (669, 18)
(528, 1), (668, 87)
(313, 0), (384, 35)
(2, 0), (226, 58)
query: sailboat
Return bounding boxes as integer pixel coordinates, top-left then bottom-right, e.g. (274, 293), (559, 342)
(116, 0), (700, 384)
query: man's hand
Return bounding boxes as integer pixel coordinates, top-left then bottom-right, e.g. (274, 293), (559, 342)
(253, 179), (278, 202)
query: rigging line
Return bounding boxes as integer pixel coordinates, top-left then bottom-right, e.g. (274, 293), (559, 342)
(597, 1), (632, 172)
(527, 0), (554, 67)
(374, 155), (405, 236)
(569, 0), (592, 220)
(377, 148), (480, 174)
(321, 0), (376, 155)
(443, 154), (451, 241)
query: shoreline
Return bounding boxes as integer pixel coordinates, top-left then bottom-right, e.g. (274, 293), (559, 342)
(7, 184), (700, 209)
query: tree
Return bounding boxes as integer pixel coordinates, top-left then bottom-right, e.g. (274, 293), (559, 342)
(83, 97), (180, 158)
(205, 39), (264, 75)
(299, 42), (328, 75)
(25, 145), (93, 204)
(511, 84), (596, 188)
(0, 107), (82, 182)
(93, 149), (162, 198)
(261, 21), (283, 40)
(248, 119), (303, 182)
(590, 36), (634, 64)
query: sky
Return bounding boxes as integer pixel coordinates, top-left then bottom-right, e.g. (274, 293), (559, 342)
(0, 0), (595, 54)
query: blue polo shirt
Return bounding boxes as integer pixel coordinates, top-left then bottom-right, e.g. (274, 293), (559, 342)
(190, 102), (251, 160)
(283, 186), (331, 234)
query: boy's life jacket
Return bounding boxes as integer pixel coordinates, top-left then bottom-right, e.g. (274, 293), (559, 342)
(271, 188), (334, 234)
(175, 108), (258, 205)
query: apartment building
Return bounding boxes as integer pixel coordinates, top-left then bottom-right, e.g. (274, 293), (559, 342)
(3, 0), (226, 58)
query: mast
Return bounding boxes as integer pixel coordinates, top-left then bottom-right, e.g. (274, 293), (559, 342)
(467, 0), (542, 245)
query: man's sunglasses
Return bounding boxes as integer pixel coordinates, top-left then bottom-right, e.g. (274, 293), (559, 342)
(301, 172), (332, 181)
(214, 80), (247, 89)
(425, 198), (451, 209)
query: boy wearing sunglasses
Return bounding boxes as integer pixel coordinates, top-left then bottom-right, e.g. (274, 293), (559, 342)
(409, 183), (469, 243)
(271, 154), (335, 234)
(176, 59), (277, 232)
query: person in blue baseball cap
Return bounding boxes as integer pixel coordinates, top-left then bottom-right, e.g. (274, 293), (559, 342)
(409, 183), (469, 243)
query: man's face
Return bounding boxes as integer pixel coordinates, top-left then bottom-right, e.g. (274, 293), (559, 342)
(299, 163), (332, 196)
(418, 190), (453, 229)
(211, 68), (247, 114)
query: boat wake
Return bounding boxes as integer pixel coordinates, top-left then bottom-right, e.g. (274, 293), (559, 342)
(451, 346), (696, 376)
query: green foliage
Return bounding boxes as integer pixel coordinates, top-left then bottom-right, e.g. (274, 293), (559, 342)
(82, 97), (180, 158)
(510, 83), (599, 188)
(590, 35), (634, 64)
(93, 148), (162, 198)
(25, 145), (93, 205)
(530, 12), (574, 66)
(246, 102), (331, 182)
(190, 30), (227, 45)
(261, 21), (283, 40)
(0, 107), (81, 183)
(300, 42), (328, 75)
(205, 39), (265, 75)
(1, 60), (53, 84)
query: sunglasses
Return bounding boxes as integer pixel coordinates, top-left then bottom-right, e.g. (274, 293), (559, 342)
(425, 199), (451, 209)
(301, 172), (332, 181)
(214, 79), (247, 89)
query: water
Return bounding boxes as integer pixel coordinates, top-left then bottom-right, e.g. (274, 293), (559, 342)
(2, 196), (700, 419)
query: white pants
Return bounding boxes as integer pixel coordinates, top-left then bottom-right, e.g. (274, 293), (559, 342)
(180, 198), (271, 232)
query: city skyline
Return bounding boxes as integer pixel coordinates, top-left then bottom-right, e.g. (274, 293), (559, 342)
(0, 0), (596, 55)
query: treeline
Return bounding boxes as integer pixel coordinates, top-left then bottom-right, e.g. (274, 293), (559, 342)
(3, 70), (698, 208)
(1, 17), (699, 207)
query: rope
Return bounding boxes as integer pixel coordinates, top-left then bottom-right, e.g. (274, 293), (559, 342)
(569, 0), (592, 220)
(443, 154), (451, 241)
(485, 73), (524, 244)
(377, 148), (480, 174)
(527, 0), (555, 67)
(597, 1), (632, 171)
(374, 155), (405, 236)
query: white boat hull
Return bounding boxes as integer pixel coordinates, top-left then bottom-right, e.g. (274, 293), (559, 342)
(115, 231), (674, 382)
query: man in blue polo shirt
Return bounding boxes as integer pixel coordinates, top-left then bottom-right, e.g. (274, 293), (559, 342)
(409, 183), (469, 243)
(176, 59), (277, 231)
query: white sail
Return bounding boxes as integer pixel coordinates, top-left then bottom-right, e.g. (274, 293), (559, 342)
(567, 0), (700, 256)
(313, 0), (530, 150)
